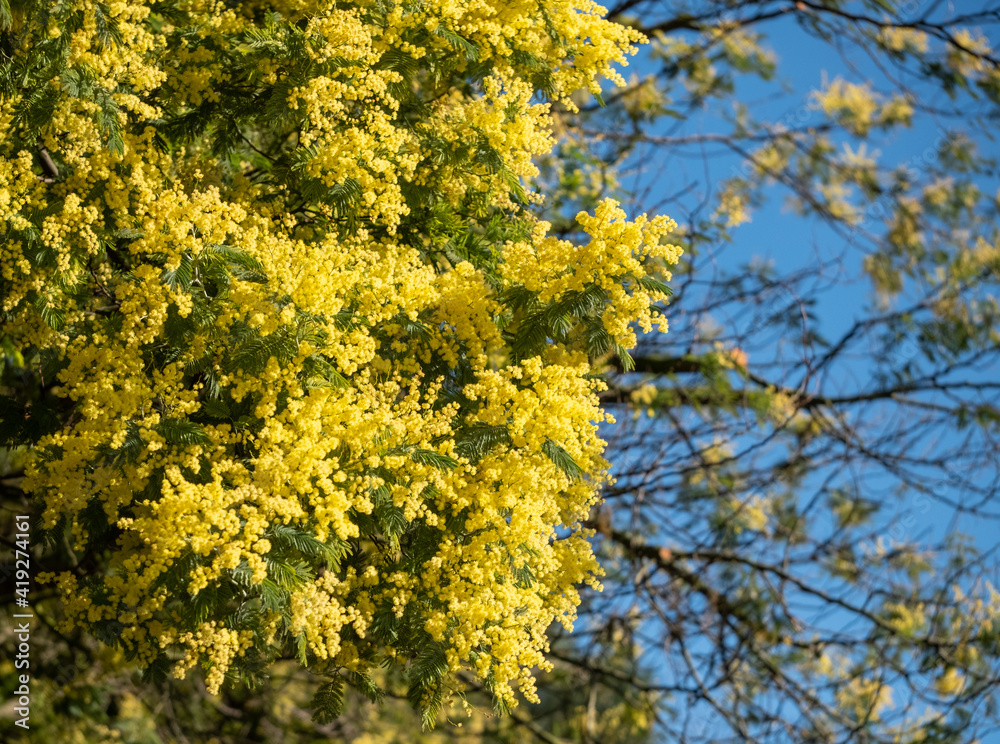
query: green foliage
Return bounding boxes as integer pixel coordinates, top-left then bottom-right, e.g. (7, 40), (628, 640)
(4, 0), (1000, 742)
(312, 676), (346, 724)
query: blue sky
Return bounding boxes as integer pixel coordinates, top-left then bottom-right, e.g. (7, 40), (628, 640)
(576, 5), (1000, 739)
(611, 8), (1000, 547)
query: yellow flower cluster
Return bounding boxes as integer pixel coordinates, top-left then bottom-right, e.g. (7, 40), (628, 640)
(947, 28), (994, 77)
(813, 77), (913, 135)
(714, 182), (752, 227)
(721, 493), (771, 534)
(836, 676), (895, 722)
(877, 26), (929, 55)
(2, 0), (678, 714)
(167, 622), (256, 694)
(502, 200), (681, 348)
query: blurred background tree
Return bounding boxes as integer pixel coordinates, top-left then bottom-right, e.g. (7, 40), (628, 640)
(4, 0), (1000, 742)
(532, 1), (1000, 742)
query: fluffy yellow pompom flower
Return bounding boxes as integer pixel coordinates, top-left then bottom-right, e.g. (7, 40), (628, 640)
(1, 0), (678, 722)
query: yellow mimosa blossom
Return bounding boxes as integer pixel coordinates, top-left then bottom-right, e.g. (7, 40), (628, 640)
(1, 0), (678, 720)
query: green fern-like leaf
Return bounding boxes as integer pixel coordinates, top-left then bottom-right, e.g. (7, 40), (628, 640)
(230, 327), (297, 374)
(614, 343), (635, 372)
(421, 687), (445, 730)
(454, 423), (511, 461)
(634, 273), (674, 297)
(257, 578), (287, 614)
(264, 556), (314, 591)
(203, 243), (268, 283)
(585, 321), (614, 357)
(349, 671), (386, 704)
(162, 253), (194, 291)
(374, 499), (407, 549)
(302, 354), (350, 389)
(542, 439), (584, 480)
(201, 398), (231, 419)
(512, 562), (536, 589)
(311, 676), (345, 724)
(295, 631), (309, 666)
(407, 641), (448, 729)
(411, 448), (459, 470)
(434, 26), (480, 61)
(140, 653), (173, 685)
(326, 177), (363, 216)
(93, 3), (125, 50)
(370, 606), (400, 643)
(156, 419), (212, 446)
(33, 294), (66, 330)
(266, 523), (348, 570)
